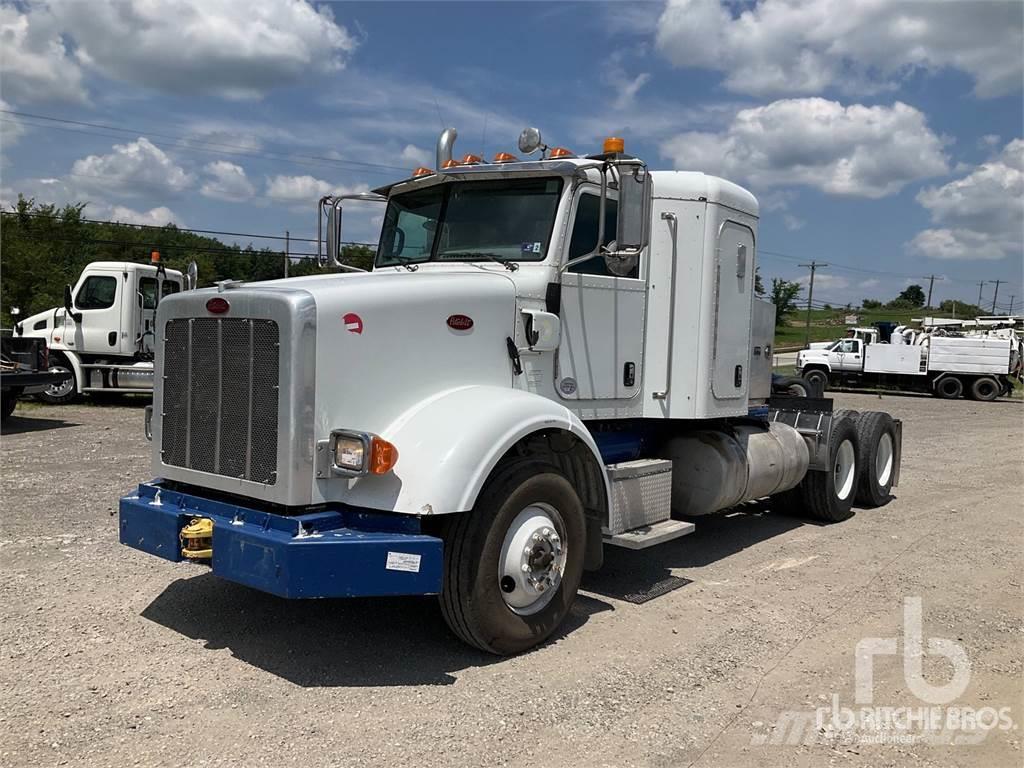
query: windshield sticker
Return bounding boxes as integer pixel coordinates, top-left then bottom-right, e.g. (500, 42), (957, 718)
(521, 242), (542, 254)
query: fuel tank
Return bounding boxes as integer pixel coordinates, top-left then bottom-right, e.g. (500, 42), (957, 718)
(664, 422), (809, 516)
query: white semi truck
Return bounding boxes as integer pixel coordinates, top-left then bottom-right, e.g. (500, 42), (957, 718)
(120, 128), (903, 654)
(796, 325), (1022, 400)
(14, 258), (192, 402)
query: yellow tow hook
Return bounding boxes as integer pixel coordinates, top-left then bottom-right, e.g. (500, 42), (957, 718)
(180, 517), (214, 560)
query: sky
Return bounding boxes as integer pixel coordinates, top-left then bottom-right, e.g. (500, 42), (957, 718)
(1, 0), (1022, 310)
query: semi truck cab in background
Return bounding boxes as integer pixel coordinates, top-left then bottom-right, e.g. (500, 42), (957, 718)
(15, 259), (193, 403)
(119, 128), (904, 654)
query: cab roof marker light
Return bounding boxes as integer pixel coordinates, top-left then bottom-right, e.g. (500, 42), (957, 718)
(459, 153), (483, 165)
(603, 136), (625, 154)
(442, 159), (459, 168)
(411, 166), (434, 177)
(548, 147), (575, 159)
(492, 152), (518, 163)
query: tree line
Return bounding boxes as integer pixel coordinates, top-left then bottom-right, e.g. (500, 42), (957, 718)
(1, 196), (373, 326)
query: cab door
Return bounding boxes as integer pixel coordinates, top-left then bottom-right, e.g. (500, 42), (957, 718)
(556, 189), (646, 402)
(69, 268), (124, 355)
(835, 339), (862, 371)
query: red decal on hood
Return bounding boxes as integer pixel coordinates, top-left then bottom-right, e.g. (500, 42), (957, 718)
(447, 314), (474, 331)
(343, 313), (363, 334)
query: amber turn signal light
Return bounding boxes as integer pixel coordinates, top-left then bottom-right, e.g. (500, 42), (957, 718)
(369, 436), (399, 475)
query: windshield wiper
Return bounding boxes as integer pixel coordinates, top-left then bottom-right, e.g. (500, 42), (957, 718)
(441, 251), (519, 271)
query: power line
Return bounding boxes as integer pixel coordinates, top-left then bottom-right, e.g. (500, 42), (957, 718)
(0, 110), (410, 177)
(0, 209), (378, 249)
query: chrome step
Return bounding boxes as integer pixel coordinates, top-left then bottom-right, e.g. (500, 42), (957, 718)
(603, 519), (695, 550)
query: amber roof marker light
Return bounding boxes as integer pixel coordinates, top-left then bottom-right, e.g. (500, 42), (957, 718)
(549, 147), (575, 159)
(603, 136), (625, 154)
(492, 152), (518, 163)
(411, 166), (434, 177)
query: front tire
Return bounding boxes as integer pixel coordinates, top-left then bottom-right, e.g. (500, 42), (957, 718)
(803, 368), (829, 395)
(37, 361), (78, 405)
(439, 461), (586, 655)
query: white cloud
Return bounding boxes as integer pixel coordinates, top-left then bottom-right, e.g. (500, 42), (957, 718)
(71, 138), (193, 197)
(783, 214), (805, 231)
(200, 161), (255, 201)
(908, 139), (1023, 261)
(106, 205), (183, 228)
(0, 4), (87, 104)
(399, 144), (432, 168)
(859, 278), (881, 290)
(655, 0), (1024, 98)
(0, 0), (356, 104)
(264, 175), (369, 208)
(265, 174), (335, 203)
(661, 98), (948, 198)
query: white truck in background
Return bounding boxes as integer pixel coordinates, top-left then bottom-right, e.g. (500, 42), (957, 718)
(14, 258), (194, 403)
(797, 323), (1022, 400)
(119, 127), (904, 655)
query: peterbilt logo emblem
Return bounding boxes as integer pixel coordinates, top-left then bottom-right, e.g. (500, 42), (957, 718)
(343, 313), (363, 334)
(447, 314), (474, 331)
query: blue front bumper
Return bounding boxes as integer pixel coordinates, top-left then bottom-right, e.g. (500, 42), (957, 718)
(119, 482), (443, 599)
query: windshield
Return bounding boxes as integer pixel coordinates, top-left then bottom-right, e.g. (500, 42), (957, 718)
(375, 177), (563, 268)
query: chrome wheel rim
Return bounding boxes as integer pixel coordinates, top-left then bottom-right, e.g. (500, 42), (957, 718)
(834, 439), (856, 501)
(876, 432), (893, 487)
(46, 366), (74, 398)
(498, 503), (565, 616)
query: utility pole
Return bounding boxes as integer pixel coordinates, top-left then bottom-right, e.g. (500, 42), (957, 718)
(284, 230), (290, 278)
(977, 281), (988, 309)
(798, 260), (827, 347)
(924, 274), (943, 308)
(990, 279), (1002, 314)
(1009, 295), (1015, 315)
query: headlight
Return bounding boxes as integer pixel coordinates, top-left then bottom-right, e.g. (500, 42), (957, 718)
(329, 431), (399, 476)
(333, 434), (367, 472)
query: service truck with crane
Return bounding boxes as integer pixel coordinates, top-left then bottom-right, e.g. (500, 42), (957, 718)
(13, 257), (194, 402)
(797, 320), (1022, 400)
(119, 128), (903, 654)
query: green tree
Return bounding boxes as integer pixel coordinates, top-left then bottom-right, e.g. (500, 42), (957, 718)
(754, 266), (765, 297)
(770, 278), (803, 326)
(862, 299), (882, 309)
(896, 284), (926, 307)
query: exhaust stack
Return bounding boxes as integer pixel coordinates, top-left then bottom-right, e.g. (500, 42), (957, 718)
(436, 127), (457, 170)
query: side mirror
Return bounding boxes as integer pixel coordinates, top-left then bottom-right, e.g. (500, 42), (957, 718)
(616, 165), (651, 251)
(187, 261), (198, 290)
(325, 200), (342, 267)
(63, 285), (82, 324)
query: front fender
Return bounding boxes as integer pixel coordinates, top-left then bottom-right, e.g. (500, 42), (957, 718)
(336, 385), (611, 516)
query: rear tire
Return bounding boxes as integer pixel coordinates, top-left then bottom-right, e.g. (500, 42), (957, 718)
(791, 414), (860, 523)
(1, 388), (20, 422)
(439, 461), (586, 655)
(934, 376), (962, 399)
(854, 412), (897, 507)
(803, 368), (829, 394)
(968, 377), (999, 402)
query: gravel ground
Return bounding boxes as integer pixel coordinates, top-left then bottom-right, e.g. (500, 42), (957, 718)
(1, 393), (1021, 768)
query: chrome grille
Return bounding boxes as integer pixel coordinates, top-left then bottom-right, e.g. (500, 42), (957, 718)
(161, 318), (280, 484)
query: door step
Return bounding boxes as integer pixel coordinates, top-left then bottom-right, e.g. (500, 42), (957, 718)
(603, 519), (695, 550)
